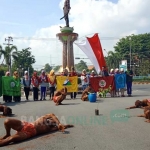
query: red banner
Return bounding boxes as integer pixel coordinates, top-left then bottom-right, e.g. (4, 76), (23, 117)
(89, 76), (115, 92)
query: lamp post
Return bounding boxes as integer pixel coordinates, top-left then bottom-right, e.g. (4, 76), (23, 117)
(129, 37), (132, 70)
(3, 36), (13, 75)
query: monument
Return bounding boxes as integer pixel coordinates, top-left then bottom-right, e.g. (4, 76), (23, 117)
(56, 0), (78, 72)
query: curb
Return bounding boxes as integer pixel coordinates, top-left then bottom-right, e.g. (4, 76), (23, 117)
(133, 82), (150, 84)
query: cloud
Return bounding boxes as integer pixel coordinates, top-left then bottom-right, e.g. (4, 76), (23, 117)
(0, 0), (150, 69)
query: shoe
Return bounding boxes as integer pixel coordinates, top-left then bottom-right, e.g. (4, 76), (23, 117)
(43, 98), (46, 100)
(40, 99), (42, 101)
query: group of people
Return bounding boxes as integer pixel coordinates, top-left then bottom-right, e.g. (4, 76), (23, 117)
(2, 69), (56, 102)
(80, 66), (133, 98)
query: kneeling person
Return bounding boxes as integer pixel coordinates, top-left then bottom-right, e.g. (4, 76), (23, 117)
(53, 87), (67, 105)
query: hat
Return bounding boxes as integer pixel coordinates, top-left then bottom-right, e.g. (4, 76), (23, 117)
(110, 69), (114, 72)
(92, 70), (94, 73)
(83, 69), (86, 72)
(42, 70), (45, 73)
(24, 71), (28, 74)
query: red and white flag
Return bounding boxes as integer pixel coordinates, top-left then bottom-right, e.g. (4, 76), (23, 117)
(75, 33), (106, 73)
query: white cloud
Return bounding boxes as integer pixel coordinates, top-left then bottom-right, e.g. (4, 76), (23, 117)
(0, 0), (150, 69)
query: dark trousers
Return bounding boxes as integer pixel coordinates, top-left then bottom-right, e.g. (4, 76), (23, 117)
(49, 87), (55, 98)
(70, 92), (77, 99)
(13, 96), (21, 102)
(3, 95), (12, 102)
(40, 87), (46, 100)
(24, 87), (30, 100)
(127, 82), (132, 95)
(33, 87), (39, 100)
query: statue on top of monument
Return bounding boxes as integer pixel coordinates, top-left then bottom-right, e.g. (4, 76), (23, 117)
(60, 0), (71, 27)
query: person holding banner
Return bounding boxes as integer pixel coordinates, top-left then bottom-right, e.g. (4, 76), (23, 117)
(81, 69), (89, 91)
(3, 72), (12, 102)
(126, 68), (133, 97)
(13, 71), (21, 102)
(119, 68), (126, 97)
(90, 70), (97, 77)
(69, 67), (77, 99)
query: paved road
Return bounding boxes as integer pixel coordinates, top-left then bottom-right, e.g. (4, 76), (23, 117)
(0, 85), (150, 150)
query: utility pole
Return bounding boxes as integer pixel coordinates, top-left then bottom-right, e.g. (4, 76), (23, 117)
(3, 36), (13, 75)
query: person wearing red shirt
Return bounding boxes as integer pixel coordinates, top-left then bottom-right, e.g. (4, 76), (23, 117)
(31, 72), (40, 101)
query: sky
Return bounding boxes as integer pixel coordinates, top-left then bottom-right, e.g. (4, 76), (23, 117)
(0, 0), (150, 70)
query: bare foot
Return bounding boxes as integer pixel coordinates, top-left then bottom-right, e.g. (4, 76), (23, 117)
(0, 134), (11, 140)
(145, 120), (150, 123)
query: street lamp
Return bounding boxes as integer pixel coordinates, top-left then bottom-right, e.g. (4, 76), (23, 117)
(75, 57), (89, 59)
(129, 37), (132, 70)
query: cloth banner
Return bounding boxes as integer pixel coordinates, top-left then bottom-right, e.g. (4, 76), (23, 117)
(2, 76), (21, 96)
(89, 76), (115, 92)
(115, 74), (126, 89)
(75, 33), (106, 74)
(56, 76), (78, 92)
(0, 76), (2, 97)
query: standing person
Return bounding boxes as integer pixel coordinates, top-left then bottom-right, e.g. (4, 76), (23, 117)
(31, 72), (40, 101)
(100, 66), (109, 77)
(13, 71), (21, 102)
(48, 70), (56, 100)
(90, 70), (97, 77)
(126, 68), (133, 97)
(114, 68), (120, 97)
(61, 68), (69, 76)
(80, 69), (89, 91)
(69, 67), (77, 99)
(3, 71), (12, 102)
(109, 69), (115, 97)
(119, 68), (126, 97)
(39, 70), (48, 101)
(22, 71), (31, 101)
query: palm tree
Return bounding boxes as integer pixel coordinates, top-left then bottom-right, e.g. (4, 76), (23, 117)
(0, 45), (18, 71)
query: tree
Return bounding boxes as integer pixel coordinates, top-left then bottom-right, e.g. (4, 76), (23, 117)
(44, 63), (52, 73)
(12, 48), (35, 76)
(75, 60), (88, 72)
(0, 45), (18, 70)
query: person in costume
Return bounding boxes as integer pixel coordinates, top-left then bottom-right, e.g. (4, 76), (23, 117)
(39, 70), (48, 100)
(3, 71), (12, 102)
(13, 71), (21, 102)
(126, 99), (150, 109)
(53, 87), (67, 105)
(48, 70), (56, 100)
(31, 72), (40, 101)
(0, 113), (73, 147)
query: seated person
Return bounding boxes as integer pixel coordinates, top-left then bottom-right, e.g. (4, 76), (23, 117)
(0, 113), (73, 147)
(0, 105), (12, 116)
(126, 99), (150, 109)
(137, 106), (150, 123)
(81, 84), (95, 101)
(53, 87), (67, 105)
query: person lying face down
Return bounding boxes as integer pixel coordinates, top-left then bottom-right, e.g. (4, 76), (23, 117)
(0, 113), (74, 147)
(53, 87), (68, 105)
(126, 99), (150, 109)
(81, 84), (95, 101)
(137, 106), (150, 123)
(0, 105), (12, 116)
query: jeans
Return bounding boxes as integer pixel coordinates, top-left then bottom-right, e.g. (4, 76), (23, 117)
(127, 82), (132, 95)
(82, 84), (88, 91)
(40, 87), (46, 99)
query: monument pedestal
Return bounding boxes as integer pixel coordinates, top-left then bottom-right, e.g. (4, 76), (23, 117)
(56, 27), (78, 71)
